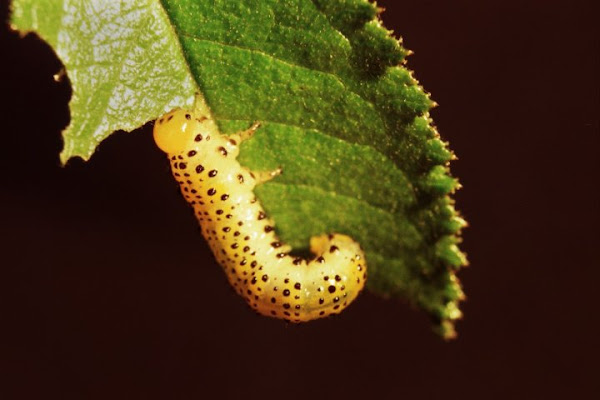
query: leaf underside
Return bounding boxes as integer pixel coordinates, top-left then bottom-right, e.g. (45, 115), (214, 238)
(11, 0), (467, 338)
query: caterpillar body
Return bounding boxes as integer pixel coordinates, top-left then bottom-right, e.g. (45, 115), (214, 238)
(153, 98), (366, 322)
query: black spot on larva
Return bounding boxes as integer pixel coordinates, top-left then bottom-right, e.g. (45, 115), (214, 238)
(251, 261), (257, 268)
(178, 162), (187, 169)
(194, 134), (203, 142)
(284, 311), (291, 317)
(237, 174), (244, 183)
(207, 188), (216, 196)
(294, 283), (301, 290)
(222, 227), (231, 233)
(333, 305), (340, 310)
(335, 275), (341, 281)
(234, 231), (240, 237)
(218, 146), (227, 156)
(277, 253), (286, 258)
(284, 278), (290, 284)
(271, 311), (277, 316)
(231, 243), (239, 249)
(208, 169), (218, 177)
(226, 214), (233, 219)
(295, 305), (301, 310)
(244, 236), (250, 241)
(324, 276), (329, 281)
(240, 259), (247, 266)
(319, 311), (325, 316)
(185, 113), (191, 120)
(243, 246), (250, 252)
(271, 242), (281, 248)
(333, 297), (340, 303)
(160, 118), (165, 124)
(221, 194), (229, 200)
(167, 115), (174, 121)
(328, 285), (336, 293)
(283, 303), (290, 309)
(187, 150), (197, 157)
(319, 298), (324, 304)
(229, 139), (237, 145)
(317, 256), (325, 263)
(341, 285), (345, 290)
(283, 289), (290, 297)
(216, 209), (224, 215)
(265, 226), (274, 233)
(195, 164), (204, 173)
(177, 155), (183, 160)
(251, 277), (257, 284)
(329, 245), (339, 253)
(262, 274), (268, 282)
(238, 221), (244, 226)
(258, 212), (266, 220)
(271, 297), (276, 303)
(293, 258), (302, 265)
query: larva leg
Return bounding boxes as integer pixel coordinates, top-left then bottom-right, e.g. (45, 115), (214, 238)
(252, 166), (283, 185)
(232, 121), (282, 185)
(229, 121), (262, 144)
(224, 122), (262, 159)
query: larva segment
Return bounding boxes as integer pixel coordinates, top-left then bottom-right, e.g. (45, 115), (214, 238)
(153, 100), (367, 322)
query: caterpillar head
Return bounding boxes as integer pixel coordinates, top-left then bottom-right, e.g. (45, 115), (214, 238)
(153, 109), (197, 154)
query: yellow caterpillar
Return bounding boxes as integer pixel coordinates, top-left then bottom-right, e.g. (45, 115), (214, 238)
(153, 98), (366, 322)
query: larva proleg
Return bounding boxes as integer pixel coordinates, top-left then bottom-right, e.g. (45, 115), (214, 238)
(153, 98), (367, 322)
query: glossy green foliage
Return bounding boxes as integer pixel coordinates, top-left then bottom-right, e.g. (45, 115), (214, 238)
(11, 0), (467, 338)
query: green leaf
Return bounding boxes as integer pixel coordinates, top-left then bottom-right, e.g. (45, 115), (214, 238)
(10, 0), (197, 163)
(10, 0), (467, 338)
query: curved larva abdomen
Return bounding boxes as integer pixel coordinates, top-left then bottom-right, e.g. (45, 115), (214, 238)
(153, 101), (366, 322)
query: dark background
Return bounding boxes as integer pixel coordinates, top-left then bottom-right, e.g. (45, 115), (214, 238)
(1, 0), (598, 399)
